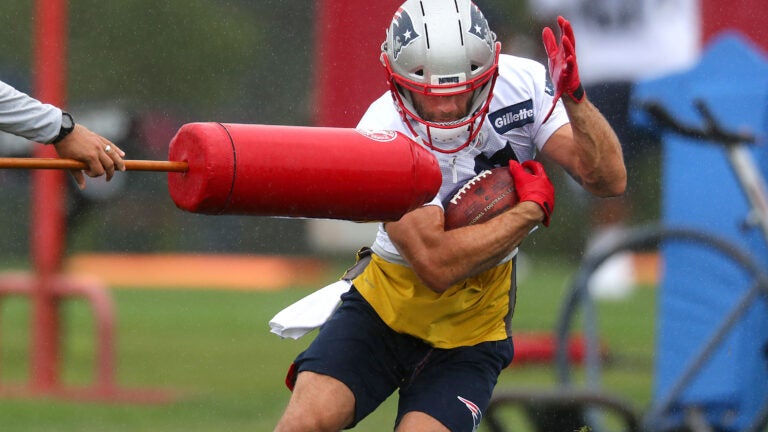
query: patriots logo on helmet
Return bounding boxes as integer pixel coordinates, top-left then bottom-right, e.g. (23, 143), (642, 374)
(468, 3), (494, 51)
(391, 7), (420, 60)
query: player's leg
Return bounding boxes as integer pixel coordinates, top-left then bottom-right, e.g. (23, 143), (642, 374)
(397, 410), (451, 431)
(274, 371), (355, 432)
(395, 338), (514, 432)
(276, 286), (401, 430)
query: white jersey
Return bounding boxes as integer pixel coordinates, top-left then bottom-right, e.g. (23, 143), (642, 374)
(357, 54), (569, 265)
(0, 80), (61, 143)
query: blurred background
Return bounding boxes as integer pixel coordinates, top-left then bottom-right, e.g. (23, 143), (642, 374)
(0, 0), (318, 259)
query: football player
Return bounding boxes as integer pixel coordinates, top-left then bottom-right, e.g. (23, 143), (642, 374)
(275, 1), (625, 431)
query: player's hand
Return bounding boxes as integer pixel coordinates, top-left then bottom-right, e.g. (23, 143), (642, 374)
(509, 160), (555, 227)
(542, 16), (584, 123)
(54, 124), (126, 190)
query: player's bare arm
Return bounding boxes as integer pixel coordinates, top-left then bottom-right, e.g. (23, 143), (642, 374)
(388, 159), (555, 293)
(541, 103), (626, 197)
(385, 201), (543, 293)
(540, 15), (626, 197)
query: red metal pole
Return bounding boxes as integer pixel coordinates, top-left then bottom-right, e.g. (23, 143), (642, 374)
(312, 0), (401, 127)
(30, 0), (68, 392)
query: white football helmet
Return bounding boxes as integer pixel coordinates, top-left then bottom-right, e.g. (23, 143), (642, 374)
(381, 0), (501, 153)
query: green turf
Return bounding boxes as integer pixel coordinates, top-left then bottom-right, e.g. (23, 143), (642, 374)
(0, 258), (656, 431)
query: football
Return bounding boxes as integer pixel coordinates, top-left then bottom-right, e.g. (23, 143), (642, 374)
(443, 166), (518, 230)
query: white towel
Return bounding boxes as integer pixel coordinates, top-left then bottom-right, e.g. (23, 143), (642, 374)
(269, 279), (351, 339)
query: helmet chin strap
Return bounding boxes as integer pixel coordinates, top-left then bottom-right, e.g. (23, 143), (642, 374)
(406, 115), (481, 154)
(422, 122), (473, 152)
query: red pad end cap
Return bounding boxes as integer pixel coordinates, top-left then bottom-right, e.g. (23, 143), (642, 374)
(167, 123), (235, 214)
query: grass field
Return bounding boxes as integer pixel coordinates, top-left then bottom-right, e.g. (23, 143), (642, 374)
(0, 257), (657, 431)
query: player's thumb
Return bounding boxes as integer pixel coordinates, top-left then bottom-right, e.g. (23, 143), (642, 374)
(522, 160), (546, 177)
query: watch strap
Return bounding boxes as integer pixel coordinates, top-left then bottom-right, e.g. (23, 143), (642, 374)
(50, 111), (75, 144)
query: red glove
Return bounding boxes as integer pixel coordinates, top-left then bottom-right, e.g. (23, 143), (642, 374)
(542, 16), (584, 123)
(509, 160), (555, 227)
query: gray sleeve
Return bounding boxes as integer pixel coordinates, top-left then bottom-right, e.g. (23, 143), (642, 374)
(0, 80), (62, 143)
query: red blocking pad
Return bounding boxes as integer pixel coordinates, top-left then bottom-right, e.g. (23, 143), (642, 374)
(168, 123), (441, 222)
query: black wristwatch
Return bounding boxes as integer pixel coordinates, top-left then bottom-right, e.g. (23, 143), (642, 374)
(50, 111), (75, 144)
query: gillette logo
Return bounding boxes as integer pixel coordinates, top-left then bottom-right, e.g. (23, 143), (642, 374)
(489, 100), (534, 134)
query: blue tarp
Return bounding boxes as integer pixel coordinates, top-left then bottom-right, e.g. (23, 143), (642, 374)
(631, 32), (768, 431)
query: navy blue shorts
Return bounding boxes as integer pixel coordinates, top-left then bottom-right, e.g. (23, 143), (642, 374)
(290, 286), (514, 431)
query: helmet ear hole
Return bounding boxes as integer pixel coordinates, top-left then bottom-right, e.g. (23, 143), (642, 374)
(415, 69), (424, 77)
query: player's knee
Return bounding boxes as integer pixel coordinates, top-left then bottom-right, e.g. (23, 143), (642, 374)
(278, 372), (355, 431)
(396, 411), (450, 432)
(276, 408), (350, 432)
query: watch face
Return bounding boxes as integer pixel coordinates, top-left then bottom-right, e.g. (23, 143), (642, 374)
(62, 112), (74, 130)
(51, 112), (75, 144)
